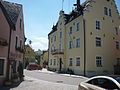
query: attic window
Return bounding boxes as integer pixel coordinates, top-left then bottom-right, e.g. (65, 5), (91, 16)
(107, 0), (110, 2)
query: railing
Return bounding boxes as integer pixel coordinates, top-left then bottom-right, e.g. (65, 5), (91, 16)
(51, 49), (64, 55)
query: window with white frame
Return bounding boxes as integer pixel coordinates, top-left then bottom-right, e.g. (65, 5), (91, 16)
(50, 59), (52, 65)
(109, 8), (112, 16)
(69, 41), (72, 49)
(115, 27), (119, 35)
(0, 59), (4, 75)
(104, 7), (112, 16)
(59, 44), (62, 50)
(96, 21), (101, 30)
(116, 41), (119, 50)
(76, 57), (80, 66)
(54, 36), (56, 41)
(76, 38), (80, 48)
(104, 7), (108, 16)
(54, 59), (56, 66)
(69, 58), (73, 66)
(76, 23), (80, 31)
(69, 27), (72, 34)
(96, 37), (102, 47)
(96, 56), (102, 67)
(60, 32), (62, 38)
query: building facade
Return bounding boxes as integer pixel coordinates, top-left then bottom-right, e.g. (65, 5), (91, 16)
(0, 0), (25, 85)
(41, 50), (48, 68)
(48, 0), (120, 76)
(24, 45), (36, 66)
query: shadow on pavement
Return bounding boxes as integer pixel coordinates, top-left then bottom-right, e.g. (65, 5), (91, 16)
(0, 81), (22, 90)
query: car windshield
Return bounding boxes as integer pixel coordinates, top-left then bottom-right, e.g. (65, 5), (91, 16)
(115, 77), (120, 84)
(30, 65), (38, 67)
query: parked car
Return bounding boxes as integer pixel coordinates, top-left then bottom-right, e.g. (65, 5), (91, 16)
(78, 76), (120, 90)
(26, 64), (42, 70)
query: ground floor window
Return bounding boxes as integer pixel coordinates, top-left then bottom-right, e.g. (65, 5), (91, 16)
(117, 58), (120, 65)
(69, 58), (73, 66)
(50, 59), (52, 65)
(76, 57), (80, 66)
(53, 59), (56, 66)
(96, 56), (102, 67)
(0, 59), (4, 75)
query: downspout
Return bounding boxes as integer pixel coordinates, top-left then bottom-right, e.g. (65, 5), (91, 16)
(7, 28), (12, 78)
(83, 19), (86, 77)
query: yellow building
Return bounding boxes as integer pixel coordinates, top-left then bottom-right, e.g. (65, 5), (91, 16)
(24, 45), (36, 64)
(48, 0), (120, 76)
(41, 50), (48, 68)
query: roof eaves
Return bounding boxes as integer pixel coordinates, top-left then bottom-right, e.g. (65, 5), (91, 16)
(0, 2), (15, 30)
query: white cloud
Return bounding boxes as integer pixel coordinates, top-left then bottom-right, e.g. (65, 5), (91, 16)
(31, 37), (48, 51)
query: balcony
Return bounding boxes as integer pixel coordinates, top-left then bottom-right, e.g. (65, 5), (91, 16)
(51, 49), (64, 55)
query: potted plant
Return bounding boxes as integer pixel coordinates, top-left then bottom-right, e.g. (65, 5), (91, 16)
(4, 78), (12, 86)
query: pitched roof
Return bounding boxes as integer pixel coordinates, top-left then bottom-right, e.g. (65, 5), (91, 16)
(0, 1), (22, 30)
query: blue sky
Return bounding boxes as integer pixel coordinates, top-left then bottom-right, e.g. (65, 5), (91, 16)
(5, 0), (120, 51)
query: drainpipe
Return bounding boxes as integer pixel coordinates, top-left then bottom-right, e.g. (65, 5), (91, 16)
(83, 19), (86, 77)
(7, 28), (12, 79)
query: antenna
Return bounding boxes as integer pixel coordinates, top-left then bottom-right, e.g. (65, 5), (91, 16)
(62, 0), (64, 10)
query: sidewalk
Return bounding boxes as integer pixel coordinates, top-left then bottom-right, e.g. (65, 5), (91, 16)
(0, 76), (78, 90)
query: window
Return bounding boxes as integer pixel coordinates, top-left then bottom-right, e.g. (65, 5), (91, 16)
(51, 37), (53, 43)
(96, 21), (101, 30)
(109, 8), (112, 16)
(76, 23), (80, 31)
(0, 59), (4, 75)
(104, 7), (112, 17)
(104, 7), (108, 15)
(50, 59), (52, 65)
(60, 32), (62, 38)
(96, 37), (102, 47)
(20, 40), (22, 48)
(69, 58), (73, 66)
(76, 57), (80, 66)
(117, 58), (120, 65)
(76, 38), (80, 48)
(69, 41), (72, 49)
(54, 36), (56, 41)
(96, 56), (102, 67)
(59, 44), (62, 50)
(87, 78), (119, 89)
(69, 27), (72, 34)
(54, 59), (56, 66)
(20, 19), (22, 29)
(115, 27), (119, 35)
(116, 41), (119, 50)
(15, 36), (18, 48)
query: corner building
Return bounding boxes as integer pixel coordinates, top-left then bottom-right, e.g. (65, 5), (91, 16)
(48, 0), (120, 76)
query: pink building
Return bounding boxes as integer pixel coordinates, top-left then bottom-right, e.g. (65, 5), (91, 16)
(0, 0), (25, 85)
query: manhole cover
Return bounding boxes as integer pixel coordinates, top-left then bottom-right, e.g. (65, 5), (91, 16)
(56, 81), (63, 83)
